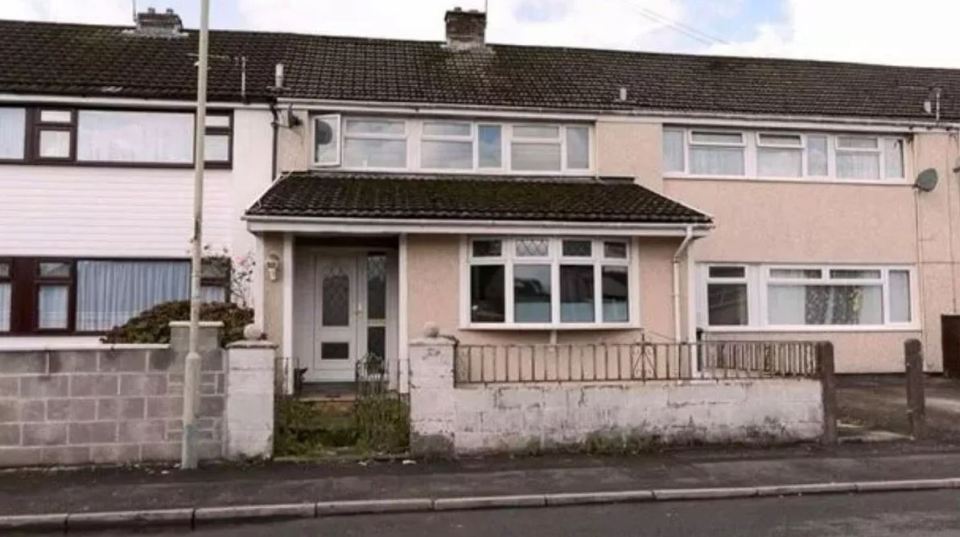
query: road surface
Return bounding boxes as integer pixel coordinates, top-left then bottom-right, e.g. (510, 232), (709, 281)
(100, 489), (960, 536)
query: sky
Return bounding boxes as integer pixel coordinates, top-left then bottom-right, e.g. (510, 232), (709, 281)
(1, 0), (959, 68)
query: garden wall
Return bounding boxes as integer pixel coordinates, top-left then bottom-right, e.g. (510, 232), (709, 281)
(409, 336), (824, 456)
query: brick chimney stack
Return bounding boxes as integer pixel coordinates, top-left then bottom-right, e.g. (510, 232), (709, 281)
(445, 7), (487, 50)
(134, 7), (185, 37)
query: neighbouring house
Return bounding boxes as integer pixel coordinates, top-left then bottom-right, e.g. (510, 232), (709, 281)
(0, 6), (959, 399)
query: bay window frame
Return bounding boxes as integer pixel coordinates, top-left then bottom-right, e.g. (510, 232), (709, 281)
(462, 236), (636, 330)
(699, 263), (919, 332)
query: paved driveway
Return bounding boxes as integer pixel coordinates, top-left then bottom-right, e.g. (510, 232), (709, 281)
(838, 375), (960, 443)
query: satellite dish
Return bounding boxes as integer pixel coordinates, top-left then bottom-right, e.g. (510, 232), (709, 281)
(915, 168), (939, 192)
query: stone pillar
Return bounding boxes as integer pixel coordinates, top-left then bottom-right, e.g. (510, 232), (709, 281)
(225, 325), (277, 459)
(408, 324), (457, 457)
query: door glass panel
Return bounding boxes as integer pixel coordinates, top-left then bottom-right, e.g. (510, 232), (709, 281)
(321, 342), (350, 360)
(367, 326), (386, 361)
(367, 254), (387, 320)
(321, 264), (350, 327)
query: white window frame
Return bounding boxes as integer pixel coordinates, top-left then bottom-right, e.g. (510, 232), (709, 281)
(755, 131), (806, 178)
(703, 264), (752, 327)
(311, 113), (341, 167)
(665, 126), (909, 184)
(460, 236), (637, 330)
(419, 120), (476, 172)
(322, 117), (592, 175)
(698, 263), (919, 332)
(687, 129), (747, 177)
(341, 117), (409, 170)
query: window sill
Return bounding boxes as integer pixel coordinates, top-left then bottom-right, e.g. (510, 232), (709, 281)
(462, 322), (640, 331)
(701, 324), (921, 334)
(664, 174), (911, 186)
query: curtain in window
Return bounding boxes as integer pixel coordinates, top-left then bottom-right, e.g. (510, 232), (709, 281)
(511, 143), (561, 171)
(0, 108), (25, 159)
(77, 261), (190, 331)
(77, 111), (194, 163)
(201, 286), (227, 303)
(689, 147), (744, 175)
(836, 153), (880, 179)
(889, 270), (911, 322)
(0, 283), (10, 331)
(769, 284), (882, 325)
(662, 130), (684, 172)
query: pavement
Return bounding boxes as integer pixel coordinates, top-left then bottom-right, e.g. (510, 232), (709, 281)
(6, 442), (960, 532)
(128, 489), (960, 537)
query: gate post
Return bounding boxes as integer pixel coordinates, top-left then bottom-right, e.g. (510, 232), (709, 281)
(905, 339), (926, 440)
(817, 342), (838, 445)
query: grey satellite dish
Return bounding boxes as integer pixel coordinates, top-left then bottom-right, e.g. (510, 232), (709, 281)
(915, 168), (939, 192)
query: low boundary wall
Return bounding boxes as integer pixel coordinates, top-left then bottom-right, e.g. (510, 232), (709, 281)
(409, 336), (825, 456)
(0, 323), (276, 467)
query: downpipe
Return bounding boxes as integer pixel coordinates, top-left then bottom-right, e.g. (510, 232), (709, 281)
(672, 226), (695, 343)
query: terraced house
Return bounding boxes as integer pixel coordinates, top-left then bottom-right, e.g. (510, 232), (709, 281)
(1, 7), (959, 392)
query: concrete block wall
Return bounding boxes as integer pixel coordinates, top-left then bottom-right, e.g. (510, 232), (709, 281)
(0, 323), (226, 467)
(409, 336), (824, 456)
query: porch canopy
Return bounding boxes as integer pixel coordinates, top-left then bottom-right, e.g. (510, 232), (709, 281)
(244, 171), (712, 235)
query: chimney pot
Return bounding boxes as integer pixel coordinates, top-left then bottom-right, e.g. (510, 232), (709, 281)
(445, 7), (487, 50)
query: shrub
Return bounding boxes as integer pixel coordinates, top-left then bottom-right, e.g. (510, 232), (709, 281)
(100, 300), (254, 347)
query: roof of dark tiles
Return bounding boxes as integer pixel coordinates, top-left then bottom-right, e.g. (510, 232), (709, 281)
(245, 171), (712, 224)
(1, 18), (958, 120)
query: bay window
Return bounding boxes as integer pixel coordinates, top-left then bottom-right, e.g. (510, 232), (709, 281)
(467, 237), (632, 328)
(664, 127), (906, 182)
(318, 117), (591, 173)
(1, 257), (230, 335)
(700, 264), (914, 330)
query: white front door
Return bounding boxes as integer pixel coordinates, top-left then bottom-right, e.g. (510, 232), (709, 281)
(310, 254), (360, 382)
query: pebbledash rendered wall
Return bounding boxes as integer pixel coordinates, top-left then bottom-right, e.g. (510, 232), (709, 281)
(409, 336), (824, 456)
(0, 322), (275, 467)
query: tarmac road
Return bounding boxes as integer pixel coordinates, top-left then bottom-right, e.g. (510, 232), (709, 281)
(112, 489), (960, 537)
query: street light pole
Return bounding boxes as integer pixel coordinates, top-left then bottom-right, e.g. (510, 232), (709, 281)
(181, 0), (210, 470)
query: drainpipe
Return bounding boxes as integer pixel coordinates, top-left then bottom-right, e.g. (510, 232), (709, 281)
(268, 99), (280, 181)
(672, 225), (695, 343)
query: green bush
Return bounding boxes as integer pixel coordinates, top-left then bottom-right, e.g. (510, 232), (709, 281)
(100, 300), (254, 347)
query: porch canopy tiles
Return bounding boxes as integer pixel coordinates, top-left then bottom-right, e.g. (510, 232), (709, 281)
(244, 171), (713, 234)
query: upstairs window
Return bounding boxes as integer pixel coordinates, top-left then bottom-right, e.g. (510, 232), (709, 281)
(77, 110), (194, 164)
(664, 127), (906, 182)
(689, 130), (745, 176)
(343, 119), (407, 169)
(0, 106), (232, 168)
(0, 108), (26, 161)
(321, 117), (591, 173)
